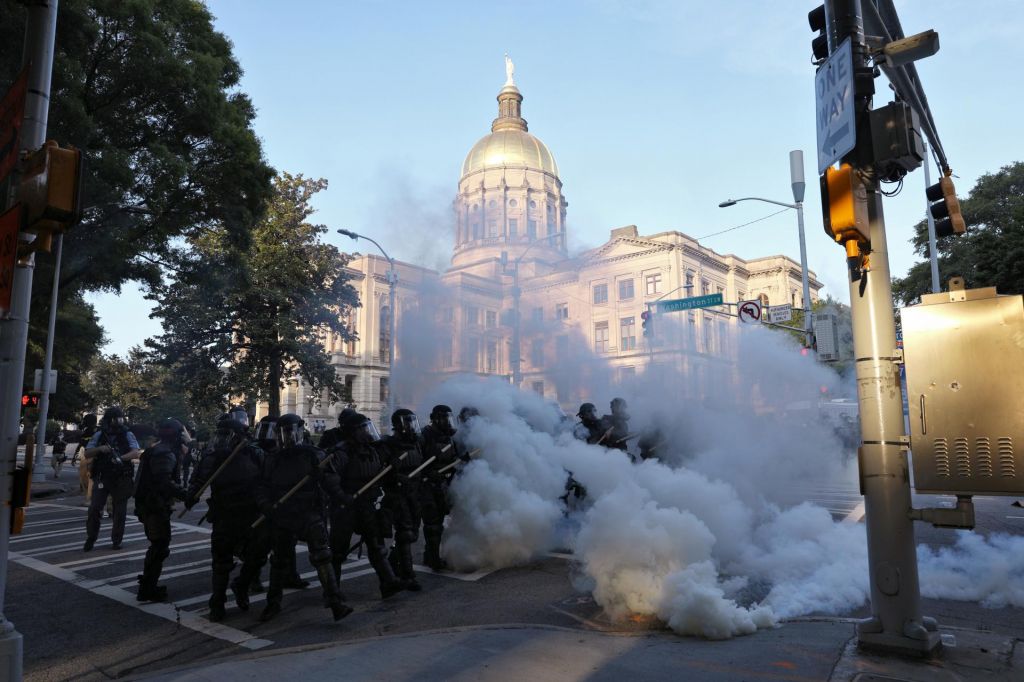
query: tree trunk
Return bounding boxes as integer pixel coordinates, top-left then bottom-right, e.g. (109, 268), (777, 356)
(268, 354), (282, 417)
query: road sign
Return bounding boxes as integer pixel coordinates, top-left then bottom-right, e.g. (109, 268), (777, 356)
(767, 304), (793, 324)
(0, 204), (21, 318)
(737, 299), (762, 324)
(33, 369), (57, 394)
(815, 37), (855, 174)
(0, 66), (29, 184)
(656, 293), (723, 314)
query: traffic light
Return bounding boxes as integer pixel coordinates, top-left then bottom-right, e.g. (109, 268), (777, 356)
(808, 4), (829, 62)
(641, 309), (654, 338)
(16, 140), (83, 254)
(926, 174), (966, 238)
(820, 163), (870, 274)
(21, 392), (39, 411)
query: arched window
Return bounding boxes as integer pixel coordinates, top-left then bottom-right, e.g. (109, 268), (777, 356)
(758, 293), (769, 307)
(379, 300), (391, 363)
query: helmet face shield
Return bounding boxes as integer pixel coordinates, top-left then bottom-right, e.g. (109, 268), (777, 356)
(255, 420), (277, 443)
(277, 422), (305, 449)
(353, 420), (382, 445)
(211, 428), (240, 451)
(398, 414), (419, 436)
(433, 411), (456, 435)
(228, 409), (249, 427)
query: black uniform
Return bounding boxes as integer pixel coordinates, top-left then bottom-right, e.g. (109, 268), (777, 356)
(256, 438), (348, 621)
(134, 426), (187, 602)
(380, 432), (425, 588)
(418, 422), (457, 570)
(329, 438), (405, 598)
(84, 425), (138, 550)
(601, 399), (631, 452)
(574, 403), (609, 445)
(188, 437), (267, 619)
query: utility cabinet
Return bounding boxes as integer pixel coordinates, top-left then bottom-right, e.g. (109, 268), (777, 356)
(902, 280), (1024, 495)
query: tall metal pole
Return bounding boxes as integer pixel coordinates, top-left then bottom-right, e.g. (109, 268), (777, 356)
(922, 141), (940, 293)
(790, 150), (814, 346)
(32, 233), (63, 482)
(386, 263), (396, 423)
(828, 0), (940, 655)
(0, 4), (59, 678)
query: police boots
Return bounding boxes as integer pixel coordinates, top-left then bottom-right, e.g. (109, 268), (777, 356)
(136, 575), (168, 603)
(391, 543), (421, 591)
(315, 564), (353, 622)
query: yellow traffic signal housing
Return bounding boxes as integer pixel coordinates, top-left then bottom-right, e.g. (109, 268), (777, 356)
(16, 140), (83, 254)
(926, 175), (966, 237)
(820, 164), (870, 272)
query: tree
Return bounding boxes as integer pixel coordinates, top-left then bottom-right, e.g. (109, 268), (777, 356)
(1, 0), (273, 414)
(893, 162), (1024, 305)
(148, 173), (359, 417)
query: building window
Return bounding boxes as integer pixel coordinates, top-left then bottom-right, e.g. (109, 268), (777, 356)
(718, 320), (728, 355)
(593, 283), (608, 304)
(717, 286), (724, 296)
(685, 271), (694, 293)
(508, 218), (517, 237)
(758, 293), (769, 307)
(529, 199), (537, 209)
(532, 306), (543, 323)
(645, 273), (662, 295)
(531, 381), (544, 396)
(688, 311), (697, 346)
(556, 334), (568, 360)
(738, 291), (745, 302)
(620, 366), (636, 383)
(792, 290), (799, 306)
(465, 306), (479, 326)
(594, 321), (610, 353)
(704, 316), (714, 353)
(487, 220), (497, 237)
(462, 337), (480, 370)
(618, 278), (634, 300)
(379, 306), (391, 363)
(531, 338), (544, 368)
(527, 220), (537, 239)
(509, 198), (518, 208)
(702, 279), (711, 296)
(379, 377), (389, 403)
(486, 340), (498, 373)
(485, 310), (497, 329)
(620, 316), (636, 350)
(472, 223), (481, 240)
(488, 199), (497, 208)
(343, 375), (356, 403)
(555, 302), (568, 320)
(441, 340), (453, 368)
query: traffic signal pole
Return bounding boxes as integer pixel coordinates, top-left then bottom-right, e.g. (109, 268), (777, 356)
(823, 0), (940, 655)
(0, 2), (59, 679)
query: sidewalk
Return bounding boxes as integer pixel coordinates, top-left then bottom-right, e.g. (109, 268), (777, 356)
(135, 620), (1023, 682)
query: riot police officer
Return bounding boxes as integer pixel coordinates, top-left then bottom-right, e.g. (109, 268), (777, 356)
(83, 407), (141, 551)
(418, 404), (458, 570)
(318, 407), (356, 453)
(329, 413), (407, 599)
(134, 419), (189, 602)
(601, 398), (631, 452)
(381, 408), (425, 591)
(255, 414), (350, 623)
(187, 416), (266, 621)
(574, 403), (607, 445)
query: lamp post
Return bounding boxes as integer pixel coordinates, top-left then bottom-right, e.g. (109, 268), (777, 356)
(338, 229), (396, 425)
(508, 232), (564, 388)
(719, 150), (813, 347)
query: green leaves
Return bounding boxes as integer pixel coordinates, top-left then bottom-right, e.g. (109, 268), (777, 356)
(893, 162), (1024, 305)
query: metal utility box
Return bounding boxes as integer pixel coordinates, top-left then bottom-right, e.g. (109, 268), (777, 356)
(902, 283), (1024, 495)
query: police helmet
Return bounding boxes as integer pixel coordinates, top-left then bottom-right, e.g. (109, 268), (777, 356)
(255, 415), (277, 445)
(102, 406), (127, 431)
(577, 403), (598, 420)
(343, 413), (382, 445)
(391, 408), (419, 438)
(276, 413), (305, 449)
(429, 404), (457, 435)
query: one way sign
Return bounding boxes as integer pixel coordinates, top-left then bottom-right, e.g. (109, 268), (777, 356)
(815, 37), (855, 174)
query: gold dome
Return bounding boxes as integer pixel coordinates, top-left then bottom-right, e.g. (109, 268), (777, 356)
(460, 129), (559, 178)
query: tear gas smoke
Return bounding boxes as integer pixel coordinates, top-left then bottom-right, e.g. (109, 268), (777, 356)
(391, 286), (1019, 639)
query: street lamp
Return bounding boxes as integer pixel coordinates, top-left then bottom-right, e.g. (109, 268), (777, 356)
(719, 150), (814, 347)
(337, 229), (397, 425)
(508, 232), (564, 387)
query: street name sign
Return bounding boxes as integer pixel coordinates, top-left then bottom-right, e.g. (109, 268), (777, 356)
(657, 293), (723, 314)
(767, 304), (793, 324)
(0, 66), (28, 184)
(738, 299), (762, 324)
(815, 37), (855, 174)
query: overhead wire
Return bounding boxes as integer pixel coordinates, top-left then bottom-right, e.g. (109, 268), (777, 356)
(695, 208), (792, 241)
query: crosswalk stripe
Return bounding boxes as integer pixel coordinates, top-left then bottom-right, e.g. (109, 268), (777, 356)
(58, 540), (211, 569)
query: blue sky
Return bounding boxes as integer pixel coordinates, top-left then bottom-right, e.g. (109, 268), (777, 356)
(88, 0), (1024, 355)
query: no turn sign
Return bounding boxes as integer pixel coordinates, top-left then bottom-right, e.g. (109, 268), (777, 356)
(738, 299), (762, 324)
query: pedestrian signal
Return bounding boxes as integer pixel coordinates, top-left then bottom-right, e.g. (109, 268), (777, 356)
(641, 310), (654, 338)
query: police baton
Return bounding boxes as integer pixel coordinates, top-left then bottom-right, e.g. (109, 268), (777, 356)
(613, 432), (641, 445)
(251, 450), (339, 530)
(436, 448), (481, 475)
(353, 452), (409, 499)
(595, 427), (615, 445)
(405, 455), (437, 479)
(178, 439), (249, 518)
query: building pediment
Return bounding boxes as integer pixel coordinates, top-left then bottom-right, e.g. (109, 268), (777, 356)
(580, 237), (674, 267)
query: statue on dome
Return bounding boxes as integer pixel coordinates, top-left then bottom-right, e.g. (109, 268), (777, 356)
(504, 53), (515, 86)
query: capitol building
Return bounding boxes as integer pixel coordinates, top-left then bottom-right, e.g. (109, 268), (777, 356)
(275, 65), (822, 428)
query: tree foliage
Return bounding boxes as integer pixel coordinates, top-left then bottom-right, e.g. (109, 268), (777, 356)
(893, 162), (1024, 305)
(148, 173), (359, 417)
(0, 0), (273, 414)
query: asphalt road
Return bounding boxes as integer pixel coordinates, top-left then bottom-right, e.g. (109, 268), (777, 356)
(8, 455), (1024, 680)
